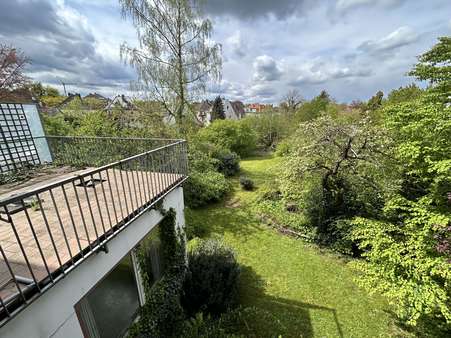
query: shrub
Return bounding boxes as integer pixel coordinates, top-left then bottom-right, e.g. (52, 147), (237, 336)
(274, 138), (291, 157)
(239, 176), (254, 191)
(188, 143), (219, 172)
(216, 151), (240, 177)
(182, 239), (241, 317)
(196, 119), (257, 157)
(184, 171), (229, 208)
(41, 112), (74, 136)
(181, 313), (228, 338)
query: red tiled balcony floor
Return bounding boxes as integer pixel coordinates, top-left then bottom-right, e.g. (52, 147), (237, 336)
(0, 168), (181, 301)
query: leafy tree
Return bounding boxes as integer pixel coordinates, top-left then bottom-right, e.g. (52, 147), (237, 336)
(75, 110), (119, 137)
(366, 90), (384, 111)
(211, 96), (225, 121)
(29, 82), (60, 99)
(41, 113), (74, 136)
(242, 110), (291, 149)
(296, 90), (332, 122)
(351, 37), (451, 326)
(318, 89), (330, 101)
(409, 36), (451, 104)
(196, 119), (257, 157)
(120, 0), (222, 128)
(385, 84), (423, 105)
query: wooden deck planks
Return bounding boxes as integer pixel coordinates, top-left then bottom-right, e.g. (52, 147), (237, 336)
(0, 168), (181, 301)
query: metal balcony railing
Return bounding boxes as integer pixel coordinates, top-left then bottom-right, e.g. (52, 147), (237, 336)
(0, 136), (188, 327)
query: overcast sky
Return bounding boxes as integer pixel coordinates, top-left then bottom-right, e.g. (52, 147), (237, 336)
(1, 0), (450, 103)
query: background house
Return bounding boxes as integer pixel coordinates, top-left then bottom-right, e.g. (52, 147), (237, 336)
(245, 103), (273, 115)
(197, 98), (245, 126)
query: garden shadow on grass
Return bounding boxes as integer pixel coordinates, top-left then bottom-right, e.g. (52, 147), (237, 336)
(239, 265), (344, 338)
(185, 202), (263, 240)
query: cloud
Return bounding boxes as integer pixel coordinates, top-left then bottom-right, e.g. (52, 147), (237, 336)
(248, 83), (277, 98)
(225, 31), (247, 58)
(252, 55), (283, 82)
(288, 59), (371, 85)
(204, 0), (315, 20)
(206, 79), (277, 103)
(358, 26), (419, 54)
(208, 79), (246, 98)
(0, 0), (134, 95)
(336, 0), (405, 12)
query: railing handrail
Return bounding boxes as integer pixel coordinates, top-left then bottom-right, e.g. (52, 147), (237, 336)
(0, 134), (188, 326)
(38, 135), (183, 142)
(0, 138), (186, 206)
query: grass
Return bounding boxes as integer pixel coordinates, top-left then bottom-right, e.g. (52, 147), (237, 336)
(186, 154), (404, 337)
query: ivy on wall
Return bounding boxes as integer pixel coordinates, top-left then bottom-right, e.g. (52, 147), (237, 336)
(129, 208), (187, 338)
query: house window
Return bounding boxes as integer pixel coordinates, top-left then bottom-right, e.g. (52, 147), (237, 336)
(75, 254), (140, 338)
(75, 226), (163, 337)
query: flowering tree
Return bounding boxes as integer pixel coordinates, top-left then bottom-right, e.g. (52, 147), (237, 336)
(0, 45), (30, 92)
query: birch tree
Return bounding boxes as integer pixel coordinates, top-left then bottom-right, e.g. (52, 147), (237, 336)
(120, 0), (222, 127)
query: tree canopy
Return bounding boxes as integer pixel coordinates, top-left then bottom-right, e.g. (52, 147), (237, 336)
(120, 0), (222, 128)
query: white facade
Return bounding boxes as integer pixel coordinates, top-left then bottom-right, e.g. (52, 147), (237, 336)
(197, 98), (243, 126)
(222, 99), (240, 120)
(0, 187), (185, 338)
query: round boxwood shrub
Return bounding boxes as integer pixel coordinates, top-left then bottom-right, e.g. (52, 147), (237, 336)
(215, 151), (240, 177)
(182, 239), (241, 317)
(239, 176), (254, 191)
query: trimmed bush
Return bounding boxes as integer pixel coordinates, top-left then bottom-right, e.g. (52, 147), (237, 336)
(216, 151), (240, 177)
(239, 176), (254, 191)
(184, 171), (229, 208)
(182, 239), (241, 317)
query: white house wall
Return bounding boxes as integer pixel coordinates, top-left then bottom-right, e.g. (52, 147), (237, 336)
(1, 187), (185, 338)
(222, 99), (238, 120)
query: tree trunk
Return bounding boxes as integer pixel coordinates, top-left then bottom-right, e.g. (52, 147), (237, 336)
(176, 2), (185, 127)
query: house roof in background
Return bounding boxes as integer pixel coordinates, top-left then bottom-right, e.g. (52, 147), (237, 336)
(0, 89), (37, 104)
(83, 92), (110, 102)
(230, 100), (245, 117)
(105, 94), (135, 111)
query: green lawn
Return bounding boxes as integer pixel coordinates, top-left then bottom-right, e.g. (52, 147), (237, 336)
(186, 155), (402, 338)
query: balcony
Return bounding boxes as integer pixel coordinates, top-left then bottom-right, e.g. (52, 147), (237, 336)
(0, 136), (188, 326)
